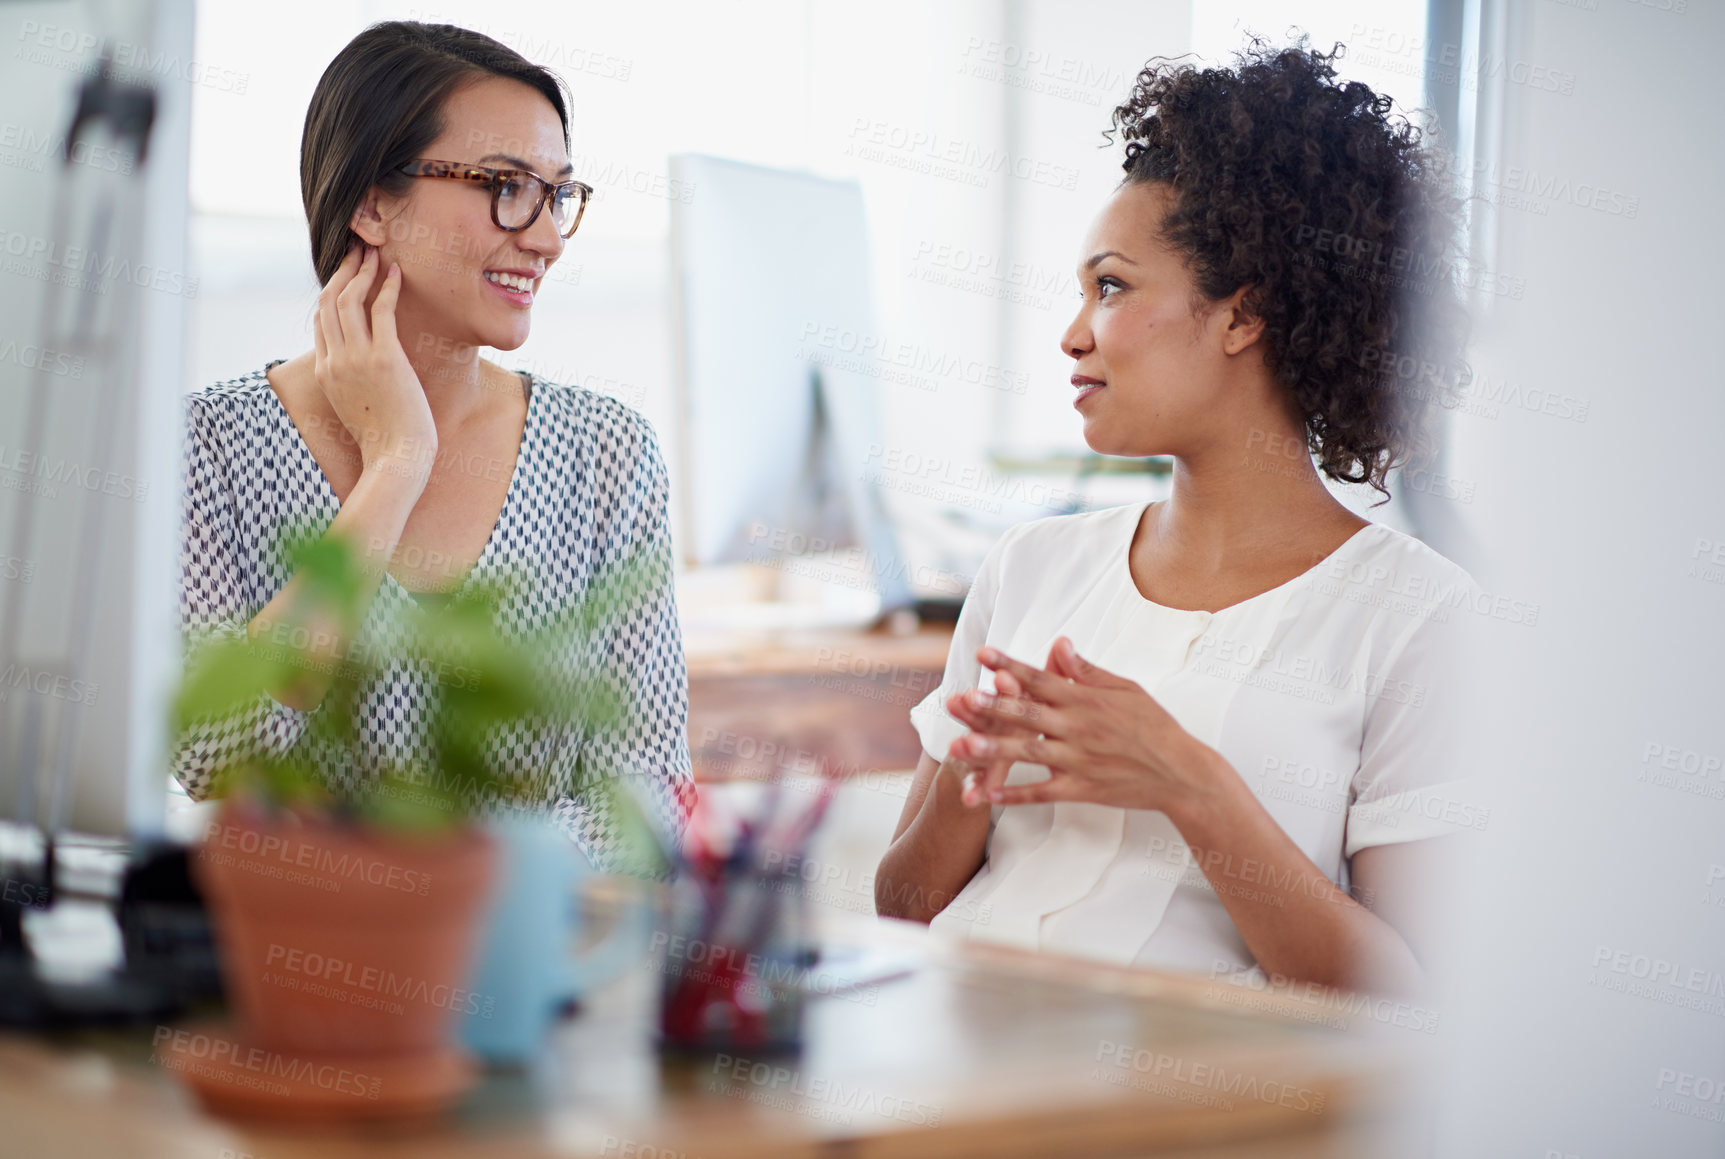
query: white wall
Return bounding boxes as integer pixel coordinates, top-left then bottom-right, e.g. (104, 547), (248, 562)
(1432, 2), (1725, 1155)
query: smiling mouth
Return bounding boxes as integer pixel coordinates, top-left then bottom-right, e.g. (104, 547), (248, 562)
(1073, 382), (1106, 407)
(482, 270), (538, 304)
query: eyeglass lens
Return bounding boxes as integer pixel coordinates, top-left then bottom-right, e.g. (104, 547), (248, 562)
(495, 173), (581, 235)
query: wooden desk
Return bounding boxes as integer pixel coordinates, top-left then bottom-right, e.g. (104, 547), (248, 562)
(685, 626), (953, 782)
(0, 905), (1426, 1159)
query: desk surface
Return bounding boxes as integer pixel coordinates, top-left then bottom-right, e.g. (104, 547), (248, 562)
(683, 623), (954, 679)
(684, 626), (954, 782)
(0, 906), (1423, 1159)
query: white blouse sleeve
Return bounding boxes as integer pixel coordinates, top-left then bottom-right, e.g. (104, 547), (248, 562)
(909, 529), (1012, 764)
(1344, 593), (1490, 858)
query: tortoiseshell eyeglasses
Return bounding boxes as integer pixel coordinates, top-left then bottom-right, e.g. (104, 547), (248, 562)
(398, 159), (592, 238)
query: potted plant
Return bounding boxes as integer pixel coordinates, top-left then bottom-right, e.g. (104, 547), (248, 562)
(165, 525), (650, 1120)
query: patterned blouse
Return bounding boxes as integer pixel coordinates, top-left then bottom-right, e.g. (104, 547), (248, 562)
(174, 361), (695, 870)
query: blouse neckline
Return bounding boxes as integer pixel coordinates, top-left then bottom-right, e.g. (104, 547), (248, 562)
(1115, 500), (1380, 619)
(258, 359), (538, 599)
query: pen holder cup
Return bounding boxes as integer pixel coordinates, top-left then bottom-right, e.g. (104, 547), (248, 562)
(654, 862), (811, 1056)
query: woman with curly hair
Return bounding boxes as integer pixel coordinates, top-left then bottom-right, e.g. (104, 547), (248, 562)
(876, 40), (1477, 995)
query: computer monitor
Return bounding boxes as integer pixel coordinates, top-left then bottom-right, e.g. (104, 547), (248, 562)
(0, 0), (192, 842)
(668, 154), (913, 612)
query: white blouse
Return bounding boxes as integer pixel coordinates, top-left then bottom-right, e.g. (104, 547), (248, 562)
(909, 502), (1484, 975)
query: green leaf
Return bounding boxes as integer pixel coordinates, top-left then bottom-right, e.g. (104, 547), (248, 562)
(172, 518), (668, 871)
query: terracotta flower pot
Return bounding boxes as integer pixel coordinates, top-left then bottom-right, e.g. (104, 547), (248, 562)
(193, 806), (498, 1057)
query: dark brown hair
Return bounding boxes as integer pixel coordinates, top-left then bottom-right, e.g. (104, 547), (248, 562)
(1110, 37), (1469, 498)
(300, 21), (569, 286)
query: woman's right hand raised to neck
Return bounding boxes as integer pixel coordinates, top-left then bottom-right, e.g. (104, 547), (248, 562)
(311, 241), (439, 491)
(245, 243), (441, 711)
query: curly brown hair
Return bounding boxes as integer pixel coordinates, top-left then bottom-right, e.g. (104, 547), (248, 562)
(1109, 37), (1468, 498)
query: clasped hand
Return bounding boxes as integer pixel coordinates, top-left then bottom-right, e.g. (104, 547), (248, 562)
(946, 637), (1216, 815)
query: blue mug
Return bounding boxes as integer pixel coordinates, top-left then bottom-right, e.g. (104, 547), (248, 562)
(460, 811), (648, 1064)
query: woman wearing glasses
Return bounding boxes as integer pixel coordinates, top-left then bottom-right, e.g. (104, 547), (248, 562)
(174, 22), (692, 869)
(877, 41), (1480, 997)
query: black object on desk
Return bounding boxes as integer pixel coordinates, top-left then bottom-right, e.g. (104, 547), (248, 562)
(0, 839), (222, 1028)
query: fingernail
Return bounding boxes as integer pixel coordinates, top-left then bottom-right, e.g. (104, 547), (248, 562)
(972, 690), (995, 709)
(988, 789), (1004, 803)
(979, 647), (1000, 664)
(969, 737), (992, 756)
